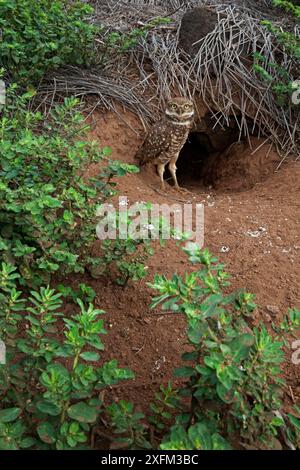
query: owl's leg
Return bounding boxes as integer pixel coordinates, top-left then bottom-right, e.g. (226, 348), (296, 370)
(157, 163), (166, 191)
(168, 161), (180, 190)
(169, 160), (192, 194)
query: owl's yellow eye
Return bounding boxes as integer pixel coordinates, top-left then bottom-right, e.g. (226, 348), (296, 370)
(171, 104), (177, 110)
(184, 104), (190, 110)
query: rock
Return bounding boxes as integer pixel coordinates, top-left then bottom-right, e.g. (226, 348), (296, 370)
(87, 263), (106, 279)
(264, 313), (272, 323)
(179, 7), (219, 56)
(266, 305), (280, 316)
(0, 340), (5, 364)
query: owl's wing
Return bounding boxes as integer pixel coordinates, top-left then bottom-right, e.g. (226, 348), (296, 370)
(135, 121), (171, 165)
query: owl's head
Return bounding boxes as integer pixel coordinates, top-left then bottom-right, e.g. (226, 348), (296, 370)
(165, 97), (194, 124)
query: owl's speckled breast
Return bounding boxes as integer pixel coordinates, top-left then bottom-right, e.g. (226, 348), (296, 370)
(156, 121), (191, 164)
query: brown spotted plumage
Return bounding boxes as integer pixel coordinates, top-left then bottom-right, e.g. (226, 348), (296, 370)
(135, 97), (194, 191)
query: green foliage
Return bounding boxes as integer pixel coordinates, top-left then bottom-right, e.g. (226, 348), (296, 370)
(253, 50), (299, 107)
(0, 89), (139, 286)
(0, 407), (35, 450)
(0, 264), (135, 449)
(261, 21), (300, 59)
(96, 226), (153, 286)
(278, 307), (300, 334)
(253, 1), (300, 106)
(287, 405), (300, 448)
(273, 0), (300, 17)
(56, 283), (96, 305)
(100, 17), (171, 63)
(0, 0), (96, 83)
(160, 423), (231, 450)
(93, 202), (169, 285)
(149, 243), (299, 450)
(1, 0), (298, 450)
(108, 400), (151, 449)
(149, 382), (180, 433)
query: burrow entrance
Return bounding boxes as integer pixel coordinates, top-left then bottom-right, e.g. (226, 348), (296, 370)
(175, 131), (239, 189)
(165, 117), (278, 192)
(164, 120), (242, 190)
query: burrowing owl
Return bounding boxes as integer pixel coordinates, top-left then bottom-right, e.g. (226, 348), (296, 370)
(135, 97), (194, 191)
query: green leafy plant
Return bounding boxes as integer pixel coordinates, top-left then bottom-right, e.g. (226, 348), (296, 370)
(277, 307), (300, 334)
(261, 21), (300, 59)
(149, 243), (300, 450)
(93, 203), (170, 285)
(0, 89), (139, 286)
(107, 400), (151, 449)
(0, 263), (135, 449)
(286, 405), (300, 448)
(160, 422), (231, 451)
(0, 0), (96, 83)
(56, 283), (96, 305)
(96, 230), (154, 286)
(273, 0), (300, 17)
(149, 382), (180, 433)
(253, 1), (300, 106)
(253, 52), (297, 106)
(0, 407), (34, 450)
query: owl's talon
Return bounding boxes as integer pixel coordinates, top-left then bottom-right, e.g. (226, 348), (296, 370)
(149, 184), (169, 196)
(174, 186), (193, 195)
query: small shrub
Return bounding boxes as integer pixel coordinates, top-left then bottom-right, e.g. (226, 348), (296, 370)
(95, 216), (154, 286)
(0, 0), (96, 83)
(56, 283), (96, 305)
(273, 0), (300, 17)
(253, 0), (300, 106)
(287, 405), (300, 448)
(94, 202), (172, 285)
(0, 262), (135, 449)
(108, 400), (151, 449)
(149, 243), (300, 450)
(98, 237), (152, 286)
(0, 89), (139, 286)
(149, 382), (180, 433)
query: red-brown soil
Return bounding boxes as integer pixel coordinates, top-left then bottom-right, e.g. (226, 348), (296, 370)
(68, 108), (299, 418)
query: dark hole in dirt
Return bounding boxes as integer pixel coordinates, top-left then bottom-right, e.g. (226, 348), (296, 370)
(174, 129), (242, 189)
(176, 132), (216, 187)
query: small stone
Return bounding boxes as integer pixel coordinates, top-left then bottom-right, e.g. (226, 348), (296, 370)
(264, 313), (272, 323)
(266, 305), (280, 315)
